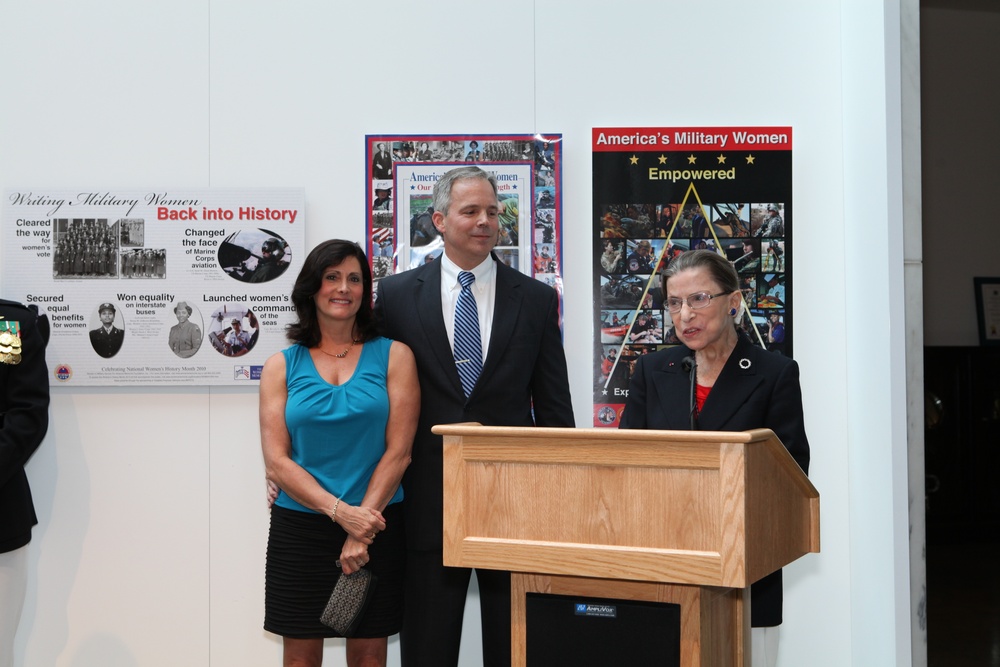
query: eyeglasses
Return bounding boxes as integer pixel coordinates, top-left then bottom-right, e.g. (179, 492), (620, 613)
(665, 291), (732, 313)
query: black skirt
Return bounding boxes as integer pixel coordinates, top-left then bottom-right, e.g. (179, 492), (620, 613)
(264, 501), (405, 639)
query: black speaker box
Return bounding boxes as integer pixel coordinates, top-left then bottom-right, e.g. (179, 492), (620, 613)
(525, 592), (681, 666)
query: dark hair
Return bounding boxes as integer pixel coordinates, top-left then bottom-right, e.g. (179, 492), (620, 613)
(660, 249), (739, 296)
(286, 239), (376, 346)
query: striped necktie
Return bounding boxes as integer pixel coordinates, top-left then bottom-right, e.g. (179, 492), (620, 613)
(453, 271), (482, 397)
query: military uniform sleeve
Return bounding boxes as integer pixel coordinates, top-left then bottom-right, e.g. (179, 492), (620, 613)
(0, 306), (50, 487)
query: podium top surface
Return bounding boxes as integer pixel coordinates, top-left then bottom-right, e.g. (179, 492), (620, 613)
(437, 423), (819, 587)
(434, 423), (766, 444)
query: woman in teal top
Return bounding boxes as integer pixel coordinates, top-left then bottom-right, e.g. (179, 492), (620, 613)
(260, 239), (419, 667)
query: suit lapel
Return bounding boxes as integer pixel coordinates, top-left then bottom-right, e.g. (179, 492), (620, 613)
(413, 259), (465, 397)
(649, 351), (698, 429)
(697, 338), (764, 430)
(480, 261), (519, 385)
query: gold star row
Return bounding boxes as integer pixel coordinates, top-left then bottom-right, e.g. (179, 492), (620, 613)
(628, 154), (757, 165)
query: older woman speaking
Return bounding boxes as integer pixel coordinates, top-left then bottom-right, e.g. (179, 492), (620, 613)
(619, 249), (809, 667)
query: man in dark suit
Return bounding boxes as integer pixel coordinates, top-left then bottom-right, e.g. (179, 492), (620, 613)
(89, 302), (124, 358)
(0, 299), (50, 664)
(375, 166), (574, 667)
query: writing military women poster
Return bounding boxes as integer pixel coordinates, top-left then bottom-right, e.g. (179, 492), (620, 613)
(1, 188), (304, 386)
(592, 127), (793, 427)
(364, 134), (565, 294)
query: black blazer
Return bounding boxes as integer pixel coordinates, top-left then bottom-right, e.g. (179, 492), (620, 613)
(89, 325), (123, 358)
(375, 257), (574, 550)
(0, 300), (50, 553)
(620, 335), (809, 626)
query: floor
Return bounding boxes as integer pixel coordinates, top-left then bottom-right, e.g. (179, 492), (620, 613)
(927, 540), (1000, 667)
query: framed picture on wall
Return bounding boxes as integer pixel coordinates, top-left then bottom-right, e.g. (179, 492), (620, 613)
(364, 133), (565, 292)
(974, 276), (1000, 346)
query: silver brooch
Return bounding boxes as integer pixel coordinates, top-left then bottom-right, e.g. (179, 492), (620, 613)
(739, 358), (751, 370)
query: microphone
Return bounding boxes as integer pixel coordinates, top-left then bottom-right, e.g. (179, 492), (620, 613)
(681, 356), (698, 430)
(680, 356), (694, 374)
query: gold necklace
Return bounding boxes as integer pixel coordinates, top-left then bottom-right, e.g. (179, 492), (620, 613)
(318, 338), (360, 358)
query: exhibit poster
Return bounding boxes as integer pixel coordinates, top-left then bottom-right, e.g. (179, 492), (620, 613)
(592, 127), (793, 427)
(2, 188), (304, 386)
(364, 134), (565, 296)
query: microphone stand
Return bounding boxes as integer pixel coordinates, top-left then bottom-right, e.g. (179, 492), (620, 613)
(682, 356), (698, 430)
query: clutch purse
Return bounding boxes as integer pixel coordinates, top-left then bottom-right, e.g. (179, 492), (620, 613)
(319, 564), (377, 636)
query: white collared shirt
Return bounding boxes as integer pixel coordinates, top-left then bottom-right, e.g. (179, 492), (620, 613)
(440, 252), (496, 363)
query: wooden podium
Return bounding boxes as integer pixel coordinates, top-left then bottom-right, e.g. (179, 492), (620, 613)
(434, 424), (819, 667)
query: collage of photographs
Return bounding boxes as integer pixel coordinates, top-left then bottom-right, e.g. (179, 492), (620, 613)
(595, 197), (791, 425)
(51, 218), (164, 280)
(366, 134), (563, 295)
(49, 217), (291, 361)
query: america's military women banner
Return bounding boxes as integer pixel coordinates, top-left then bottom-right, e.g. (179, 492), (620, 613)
(1, 188), (304, 386)
(592, 127), (793, 427)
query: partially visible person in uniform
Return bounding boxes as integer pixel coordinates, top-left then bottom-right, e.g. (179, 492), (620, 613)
(600, 347), (617, 381)
(756, 203), (784, 238)
(372, 186), (392, 212)
(496, 196), (519, 245)
(414, 142), (433, 162)
(464, 140), (482, 162)
(764, 274), (785, 305)
(601, 240), (623, 274)
(535, 188), (554, 209)
(628, 311), (662, 343)
(168, 301), (202, 358)
(627, 240), (655, 274)
(0, 298), (50, 667)
(767, 312), (785, 344)
(766, 241), (784, 272)
(89, 302), (124, 358)
(224, 318), (252, 356)
(249, 238), (289, 283)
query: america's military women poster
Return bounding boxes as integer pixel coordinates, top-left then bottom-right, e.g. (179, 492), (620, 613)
(593, 127), (793, 427)
(1, 188), (304, 386)
(364, 134), (565, 293)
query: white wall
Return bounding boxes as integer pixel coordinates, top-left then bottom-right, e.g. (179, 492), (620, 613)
(1, 1), (913, 665)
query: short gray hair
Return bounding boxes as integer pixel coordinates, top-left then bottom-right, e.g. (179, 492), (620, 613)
(433, 166), (498, 216)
